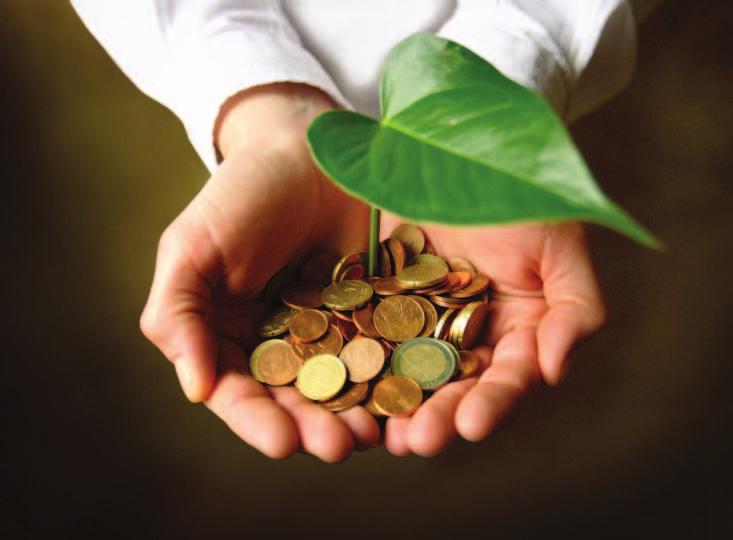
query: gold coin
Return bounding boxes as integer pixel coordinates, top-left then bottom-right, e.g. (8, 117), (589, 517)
(372, 276), (407, 296)
(450, 301), (490, 349)
(339, 337), (386, 383)
(454, 350), (481, 380)
(320, 382), (369, 412)
(249, 339), (282, 381)
(300, 253), (340, 285)
(408, 253), (450, 271)
(322, 279), (373, 310)
(281, 282), (324, 310)
(296, 354), (347, 401)
(385, 237), (407, 274)
(378, 241), (392, 277)
(288, 309), (329, 343)
(408, 295), (439, 337)
(449, 271), (473, 292)
(352, 303), (381, 339)
(263, 266), (298, 308)
(373, 295), (425, 342)
(292, 324), (344, 359)
(446, 256), (477, 276)
(430, 294), (472, 309)
(332, 252), (368, 282)
(451, 273), (491, 298)
(372, 375), (423, 417)
(391, 337), (458, 390)
(433, 308), (458, 340)
(390, 224), (425, 260)
(363, 392), (385, 416)
(339, 263), (367, 281)
(396, 264), (448, 289)
(256, 305), (294, 338)
(257, 341), (302, 386)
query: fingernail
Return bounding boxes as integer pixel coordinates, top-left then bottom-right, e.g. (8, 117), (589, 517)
(175, 360), (197, 402)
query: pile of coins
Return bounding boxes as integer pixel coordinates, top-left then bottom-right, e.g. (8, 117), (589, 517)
(251, 224), (490, 417)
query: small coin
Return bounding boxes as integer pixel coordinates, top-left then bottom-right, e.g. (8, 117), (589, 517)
(292, 324), (344, 359)
(449, 301), (490, 349)
(263, 266), (298, 308)
(408, 253), (450, 271)
(373, 295), (425, 342)
(256, 305), (294, 338)
(396, 264), (449, 289)
(372, 276), (407, 296)
(300, 253), (340, 285)
(451, 273), (491, 299)
(391, 337), (458, 390)
(339, 263), (367, 281)
(433, 308), (458, 340)
(378, 241), (392, 278)
(320, 382), (369, 412)
(322, 280), (374, 310)
(446, 256), (477, 276)
(249, 339), (282, 381)
(339, 337), (386, 383)
(364, 392), (385, 416)
(288, 309), (329, 343)
(454, 350), (481, 380)
(430, 294), (472, 309)
(352, 303), (380, 338)
(331, 309), (354, 321)
(449, 271), (473, 292)
(257, 341), (302, 386)
(408, 295), (439, 337)
(385, 238), (407, 274)
(390, 224), (425, 260)
(296, 354), (347, 401)
(332, 252), (368, 282)
(372, 375), (423, 417)
(281, 282), (324, 310)
(336, 317), (359, 341)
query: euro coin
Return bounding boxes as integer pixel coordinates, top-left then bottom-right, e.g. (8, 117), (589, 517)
(408, 295), (439, 337)
(332, 252), (368, 282)
(396, 264), (448, 289)
(446, 256), (476, 276)
(378, 241), (392, 277)
(385, 237), (407, 274)
(296, 354), (347, 401)
(433, 308), (458, 339)
(288, 308), (329, 343)
(257, 341), (302, 386)
(372, 276), (407, 296)
(391, 337), (457, 390)
(454, 350), (481, 380)
(322, 280), (373, 310)
(352, 303), (381, 339)
(373, 295), (425, 342)
(449, 301), (489, 349)
(320, 382), (369, 412)
(256, 305), (294, 338)
(281, 282), (324, 310)
(372, 375), (423, 416)
(390, 224), (425, 260)
(451, 273), (491, 298)
(249, 339), (282, 381)
(408, 253), (450, 271)
(292, 324), (344, 359)
(339, 337), (385, 383)
(263, 266), (298, 308)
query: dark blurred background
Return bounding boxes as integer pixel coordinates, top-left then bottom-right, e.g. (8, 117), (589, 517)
(4, 1), (732, 538)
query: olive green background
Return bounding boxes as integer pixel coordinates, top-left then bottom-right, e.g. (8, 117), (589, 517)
(4, 1), (732, 538)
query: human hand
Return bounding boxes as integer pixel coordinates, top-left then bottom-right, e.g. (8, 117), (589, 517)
(379, 216), (606, 456)
(140, 83), (381, 462)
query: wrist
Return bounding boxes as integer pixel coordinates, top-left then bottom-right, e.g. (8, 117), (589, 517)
(214, 83), (337, 160)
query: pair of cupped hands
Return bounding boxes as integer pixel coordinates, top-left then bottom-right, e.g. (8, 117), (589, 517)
(140, 83), (606, 462)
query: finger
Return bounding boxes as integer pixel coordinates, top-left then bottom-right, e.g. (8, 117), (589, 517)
(456, 328), (541, 441)
(268, 386), (354, 463)
(208, 299), (266, 351)
(337, 406), (382, 450)
(384, 417), (412, 457)
(205, 338), (299, 459)
(140, 228), (219, 402)
(538, 224), (606, 385)
(407, 346), (492, 456)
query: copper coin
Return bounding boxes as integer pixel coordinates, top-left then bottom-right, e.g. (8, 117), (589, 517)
(292, 325), (344, 359)
(385, 237), (407, 274)
(454, 350), (481, 380)
(256, 341), (302, 386)
(373, 295), (425, 342)
(332, 252), (367, 282)
(433, 308), (458, 340)
(372, 375), (423, 417)
(352, 303), (380, 339)
(300, 253), (340, 285)
(281, 282), (324, 310)
(364, 393), (385, 416)
(339, 263), (366, 281)
(331, 309), (354, 321)
(263, 266), (298, 308)
(320, 382), (369, 412)
(452, 301), (490, 349)
(288, 309), (329, 343)
(446, 256), (477, 276)
(450, 271), (473, 292)
(430, 294), (472, 309)
(336, 317), (359, 341)
(390, 224), (425, 260)
(378, 241), (392, 278)
(339, 337), (386, 382)
(451, 273), (491, 298)
(408, 295), (439, 337)
(372, 276), (407, 296)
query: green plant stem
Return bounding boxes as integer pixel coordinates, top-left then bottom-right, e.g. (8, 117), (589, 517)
(368, 207), (381, 276)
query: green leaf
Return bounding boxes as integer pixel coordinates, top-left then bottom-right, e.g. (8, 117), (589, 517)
(307, 33), (659, 248)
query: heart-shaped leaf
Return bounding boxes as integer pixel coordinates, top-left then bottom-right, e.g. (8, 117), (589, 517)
(307, 33), (659, 248)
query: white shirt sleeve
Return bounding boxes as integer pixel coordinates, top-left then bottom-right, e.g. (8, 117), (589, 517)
(71, 0), (350, 171)
(437, 0), (637, 123)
